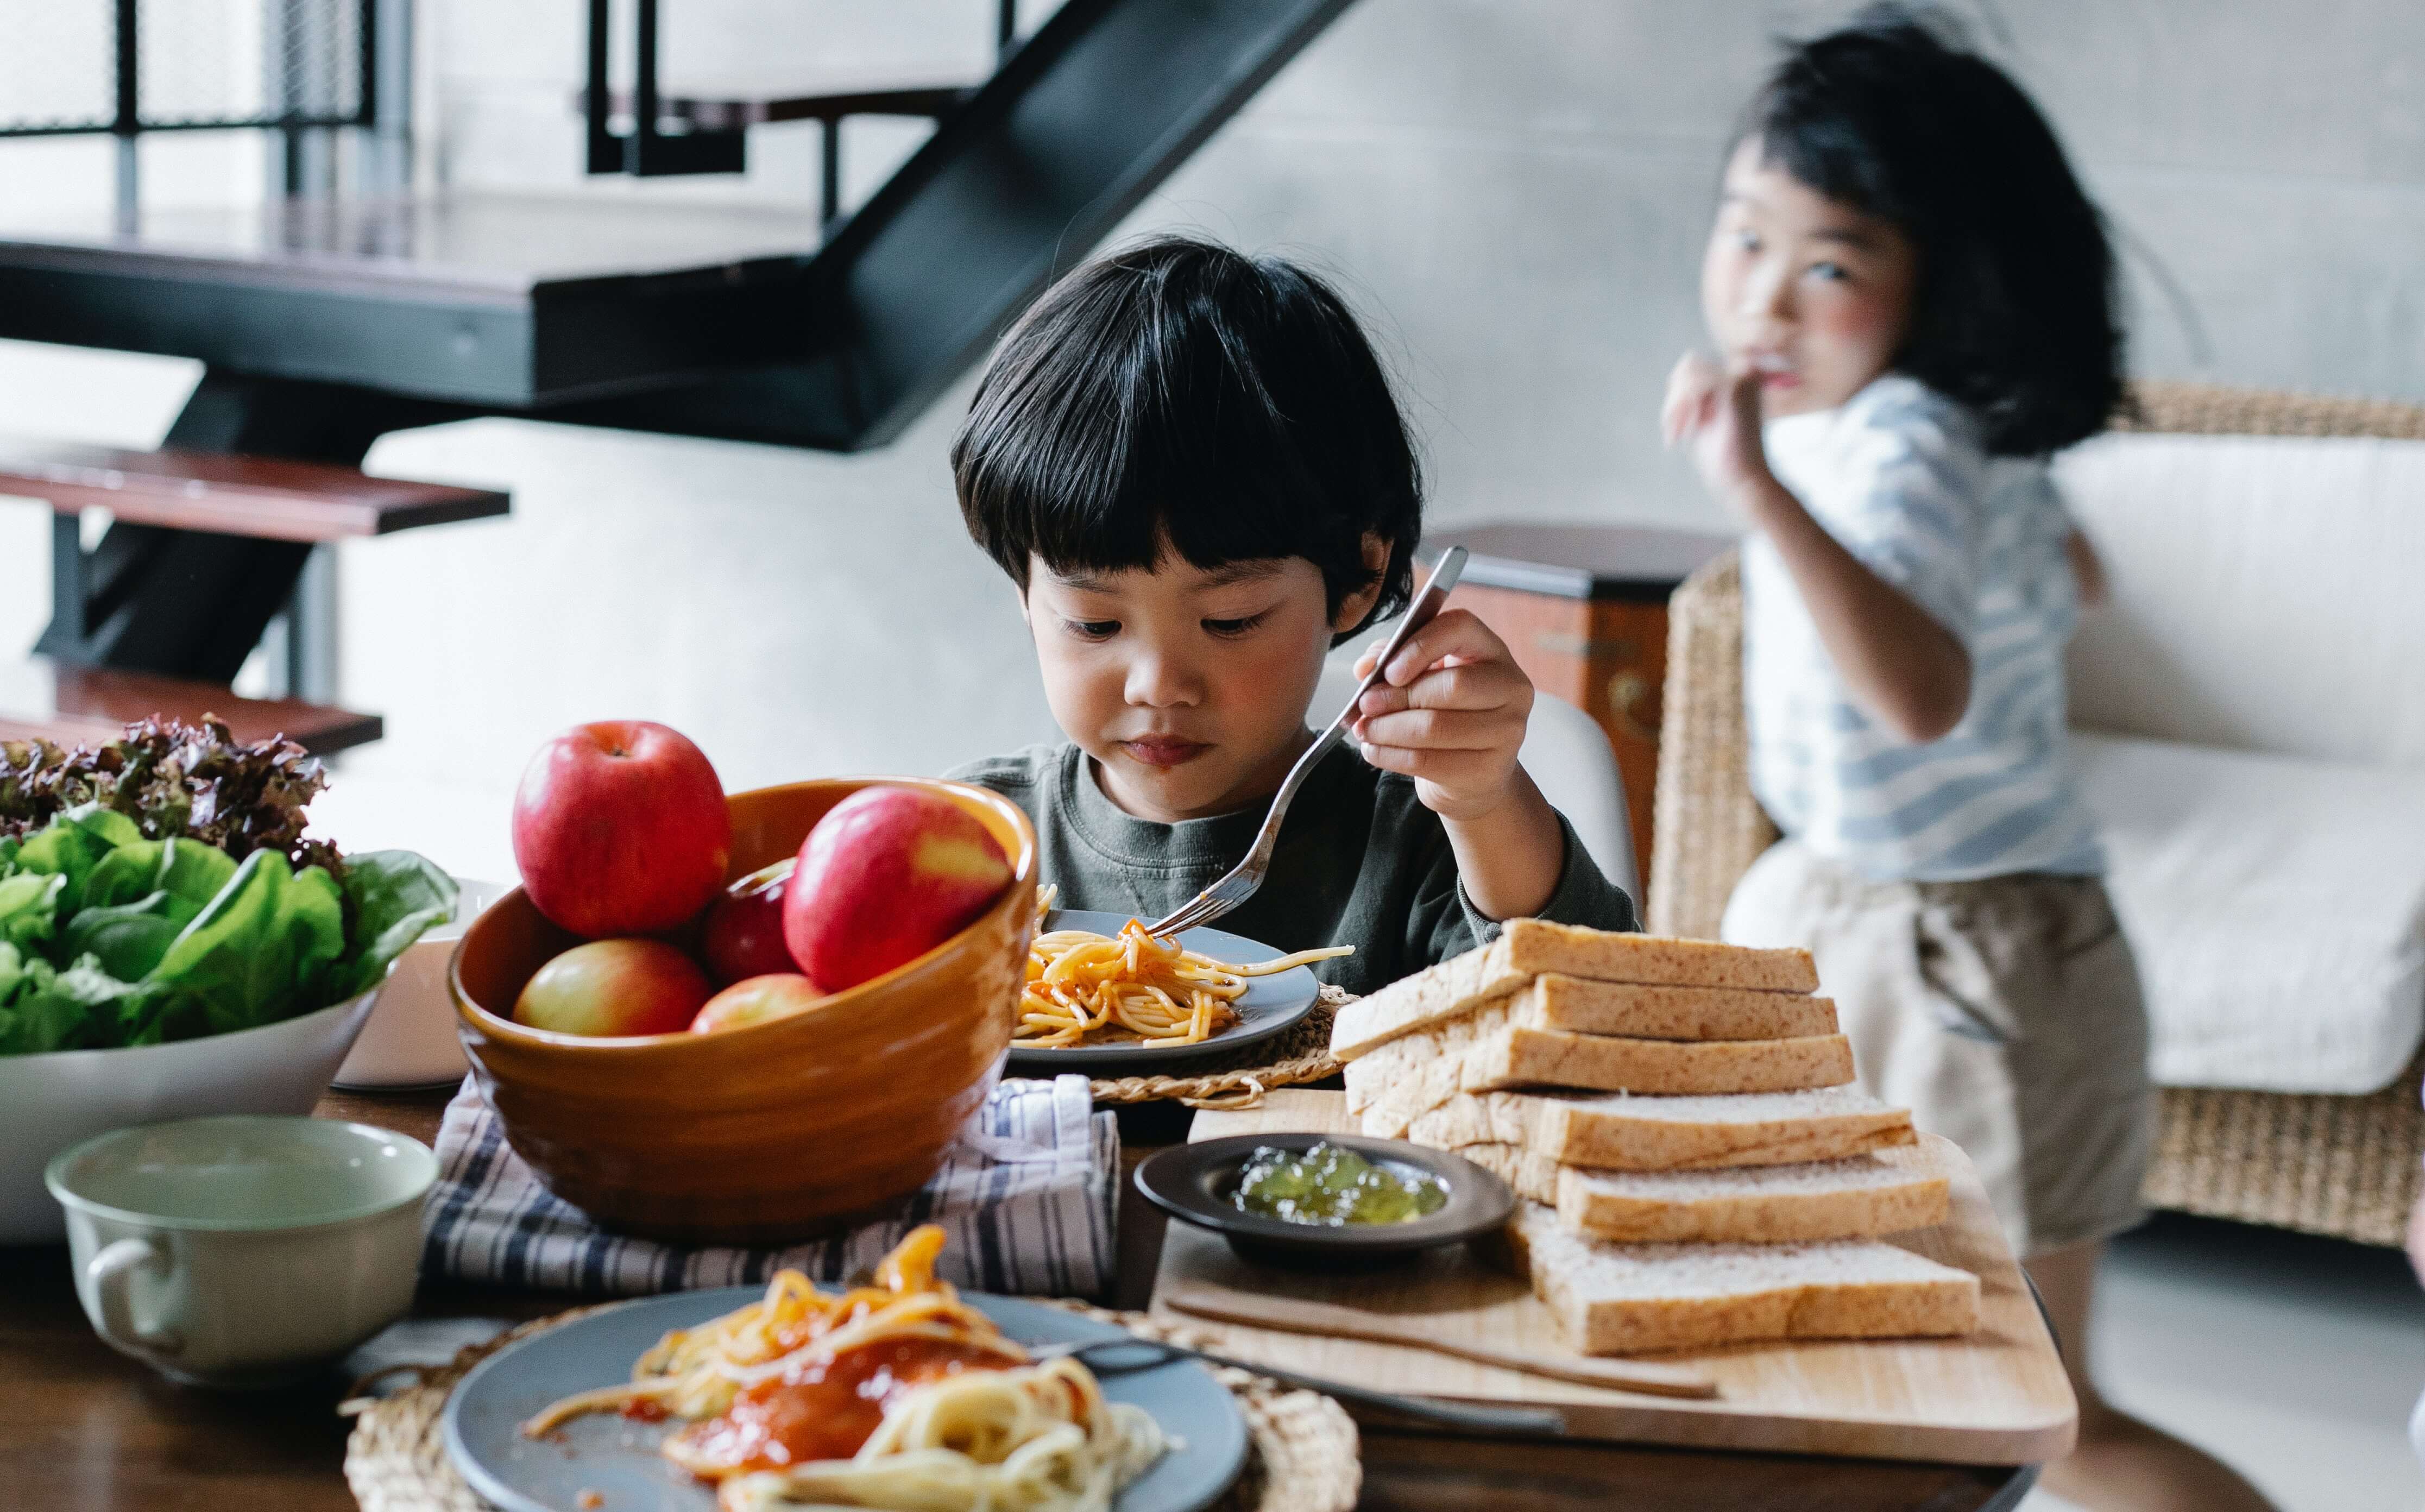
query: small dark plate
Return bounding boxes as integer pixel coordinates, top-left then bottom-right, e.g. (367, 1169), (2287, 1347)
(1134, 1133), (1515, 1269)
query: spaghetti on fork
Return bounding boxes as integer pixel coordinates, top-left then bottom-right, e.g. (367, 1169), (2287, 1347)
(1017, 887), (1352, 1048)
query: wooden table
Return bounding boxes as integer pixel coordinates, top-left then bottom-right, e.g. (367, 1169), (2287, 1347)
(0, 1088), (2036, 1510)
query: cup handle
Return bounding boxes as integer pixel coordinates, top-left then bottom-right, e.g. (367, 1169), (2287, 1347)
(88, 1237), (184, 1357)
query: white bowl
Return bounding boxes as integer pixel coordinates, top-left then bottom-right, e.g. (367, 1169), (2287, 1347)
(332, 878), (509, 1091)
(48, 1115), (438, 1387)
(0, 987), (381, 1246)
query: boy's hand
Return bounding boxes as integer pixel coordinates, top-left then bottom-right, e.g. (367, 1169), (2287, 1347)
(1662, 351), (1775, 509)
(1350, 608), (1534, 822)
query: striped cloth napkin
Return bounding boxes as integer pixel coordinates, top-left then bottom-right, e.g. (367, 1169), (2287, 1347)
(419, 1073), (1118, 1300)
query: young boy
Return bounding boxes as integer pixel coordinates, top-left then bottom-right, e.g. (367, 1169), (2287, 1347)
(948, 237), (1635, 992)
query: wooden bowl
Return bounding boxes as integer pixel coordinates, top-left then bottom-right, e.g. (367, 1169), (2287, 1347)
(449, 778), (1037, 1244)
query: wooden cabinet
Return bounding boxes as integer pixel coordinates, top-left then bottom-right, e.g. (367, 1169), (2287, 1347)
(1427, 524), (1733, 906)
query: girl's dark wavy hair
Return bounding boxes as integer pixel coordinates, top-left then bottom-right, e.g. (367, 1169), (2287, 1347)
(952, 237), (1422, 644)
(1747, 6), (2126, 456)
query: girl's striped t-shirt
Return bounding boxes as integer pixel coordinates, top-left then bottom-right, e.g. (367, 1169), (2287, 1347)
(1741, 374), (2103, 883)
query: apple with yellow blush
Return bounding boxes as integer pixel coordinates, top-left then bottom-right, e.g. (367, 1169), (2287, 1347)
(783, 787), (1012, 994)
(513, 938), (712, 1037)
(690, 973), (827, 1034)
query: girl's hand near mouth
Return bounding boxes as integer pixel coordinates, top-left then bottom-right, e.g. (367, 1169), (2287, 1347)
(1663, 350), (1780, 512)
(1664, 344), (1973, 744)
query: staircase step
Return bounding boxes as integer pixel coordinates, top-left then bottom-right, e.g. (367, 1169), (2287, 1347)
(0, 440), (508, 544)
(580, 76), (973, 130)
(0, 659), (381, 756)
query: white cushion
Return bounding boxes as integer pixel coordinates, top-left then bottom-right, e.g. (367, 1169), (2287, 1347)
(2074, 730), (2425, 1094)
(2056, 432), (2425, 767)
(1521, 691), (1639, 903)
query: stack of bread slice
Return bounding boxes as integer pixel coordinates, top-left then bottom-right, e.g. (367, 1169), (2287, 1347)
(1332, 921), (1982, 1356)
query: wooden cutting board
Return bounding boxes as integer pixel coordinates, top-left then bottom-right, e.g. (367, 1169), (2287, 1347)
(1148, 1091), (2075, 1466)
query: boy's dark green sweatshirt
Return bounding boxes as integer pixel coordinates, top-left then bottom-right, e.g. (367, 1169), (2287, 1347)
(947, 742), (1638, 998)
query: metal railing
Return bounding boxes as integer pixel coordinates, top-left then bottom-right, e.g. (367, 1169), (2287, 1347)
(0, 0), (388, 221)
(580, 0), (1020, 226)
(0, 1), (376, 138)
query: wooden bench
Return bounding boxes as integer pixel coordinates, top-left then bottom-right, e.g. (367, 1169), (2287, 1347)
(0, 659), (381, 756)
(0, 439), (509, 754)
(0, 441), (508, 541)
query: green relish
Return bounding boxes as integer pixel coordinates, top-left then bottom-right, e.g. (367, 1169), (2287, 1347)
(1230, 1142), (1448, 1227)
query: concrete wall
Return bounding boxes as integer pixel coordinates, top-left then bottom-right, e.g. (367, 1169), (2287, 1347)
(3, 0), (2421, 879)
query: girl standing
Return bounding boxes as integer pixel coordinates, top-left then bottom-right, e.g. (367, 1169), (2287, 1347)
(1665, 12), (2271, 1509)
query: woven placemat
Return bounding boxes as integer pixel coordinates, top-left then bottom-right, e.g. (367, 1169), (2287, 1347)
(1085, 987), (1350, 1110)
(341, 1301), (1359, 1512)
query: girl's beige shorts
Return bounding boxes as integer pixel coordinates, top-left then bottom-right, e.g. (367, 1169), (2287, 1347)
(1724, 838), (2155, 1258)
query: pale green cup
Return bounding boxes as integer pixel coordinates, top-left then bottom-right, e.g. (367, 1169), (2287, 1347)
(46, 1116), (438, 1389)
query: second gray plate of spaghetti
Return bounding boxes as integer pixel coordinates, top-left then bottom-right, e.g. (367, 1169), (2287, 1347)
(445, 1289), (1248, 1512)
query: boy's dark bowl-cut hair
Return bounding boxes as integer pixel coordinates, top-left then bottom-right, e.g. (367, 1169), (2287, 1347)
(953, 237), (1422, 641)
(1748, 5), (2125, 457)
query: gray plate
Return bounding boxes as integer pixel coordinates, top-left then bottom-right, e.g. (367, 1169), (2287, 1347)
(1006, 910), (1323, 1075)
(444, 1290), (1248, 1512)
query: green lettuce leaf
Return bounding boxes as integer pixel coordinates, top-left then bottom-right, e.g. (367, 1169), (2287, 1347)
(81, 836), (239, 914)
(111, 976), (208, 1048)
(64, 837), (245, 982)
(0, 948), (118, 1054)
(146, 849), (347, 1038)
(0, 804), (456, 1055)
(332, 850), (458, 1001)
(53, 956), (151, 1045)
(0, 870), (62, 957)
(61, 891), (185, 984)
(11, 804), (145, 914)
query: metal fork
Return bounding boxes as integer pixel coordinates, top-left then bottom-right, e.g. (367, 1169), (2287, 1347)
(1140, 546), (1470, 938)
(1030, 1333), (1565, 1435)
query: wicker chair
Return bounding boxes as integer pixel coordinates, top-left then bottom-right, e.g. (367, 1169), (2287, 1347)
(1646, 381), (2425, 1248)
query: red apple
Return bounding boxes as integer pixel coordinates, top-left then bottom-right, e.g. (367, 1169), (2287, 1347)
(690, 973), (826, 1035)
(513, 720), (730, 939)
(783, 786), (1012, 994)
(700, 859), (796, 986)
(513, 938), (712, 1037)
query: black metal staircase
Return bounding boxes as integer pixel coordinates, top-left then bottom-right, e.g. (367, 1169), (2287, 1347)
(0, 0), (1358, 692)
(552, 0), (1360, 451)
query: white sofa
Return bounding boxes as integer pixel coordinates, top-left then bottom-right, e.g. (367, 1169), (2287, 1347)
(2057, 430), (2425, 1097)
(1648, 382), (2425, 1245)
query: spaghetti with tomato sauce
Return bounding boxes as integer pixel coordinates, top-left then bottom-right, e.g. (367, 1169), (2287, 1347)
(525, 1226), (1164, 1511)
(673, 1336), (1047, 1473)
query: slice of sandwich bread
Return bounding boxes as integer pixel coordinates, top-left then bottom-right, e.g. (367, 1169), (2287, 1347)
(1458, 1143), (1951, 1243)
(1343, 975), (1841, 1114)
(1504, 1201), (1981, 1355)
(1395, 1086), (1917, 1171)
(1331, 923), (1819, 1062)
(1344, 1002), (1855, 1133)
(1506, 974), (1840, 1040)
